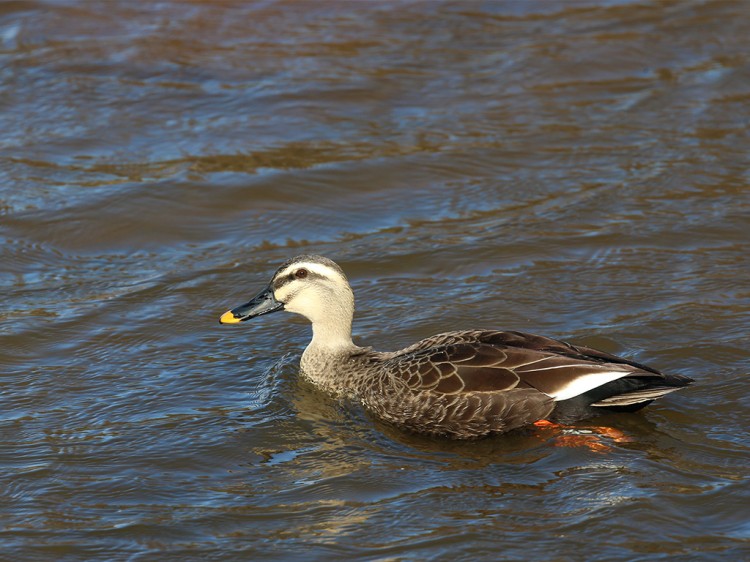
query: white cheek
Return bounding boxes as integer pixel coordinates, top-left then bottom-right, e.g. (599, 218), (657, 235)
(284, 290), (326, 321)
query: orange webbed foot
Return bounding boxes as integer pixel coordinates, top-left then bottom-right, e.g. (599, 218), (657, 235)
(532, 419), (633, 453)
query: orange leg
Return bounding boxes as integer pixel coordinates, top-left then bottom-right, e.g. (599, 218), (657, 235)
(532, 419), (634, 453)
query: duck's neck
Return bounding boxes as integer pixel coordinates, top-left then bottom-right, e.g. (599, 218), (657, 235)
(308, 316), (355, 353)
(299, 297), (362, 395)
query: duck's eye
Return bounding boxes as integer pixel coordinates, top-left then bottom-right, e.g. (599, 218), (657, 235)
(295, 268), (308, 279)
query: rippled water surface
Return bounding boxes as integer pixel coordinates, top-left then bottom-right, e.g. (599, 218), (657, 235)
(2, 1), (749, 560)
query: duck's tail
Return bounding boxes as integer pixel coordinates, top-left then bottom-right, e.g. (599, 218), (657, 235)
(551, 372), (693, 421)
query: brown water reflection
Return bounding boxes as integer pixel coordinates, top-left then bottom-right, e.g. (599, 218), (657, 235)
(1, 1), (749, 560)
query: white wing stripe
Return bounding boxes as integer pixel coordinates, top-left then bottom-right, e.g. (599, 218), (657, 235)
(546, 370), (631, 401)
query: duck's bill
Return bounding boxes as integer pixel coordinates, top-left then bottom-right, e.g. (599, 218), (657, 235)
(219, 285), (284, 324)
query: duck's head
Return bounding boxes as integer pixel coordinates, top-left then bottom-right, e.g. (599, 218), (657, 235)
(220, 255), (355, 343)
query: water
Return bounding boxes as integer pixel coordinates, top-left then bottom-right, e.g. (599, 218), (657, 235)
(1, 1), (749, 560)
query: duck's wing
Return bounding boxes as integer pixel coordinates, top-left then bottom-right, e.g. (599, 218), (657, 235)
(396, 330), (659, 372)
(474, 330), (663, 374)
(390, 330), (682, 402)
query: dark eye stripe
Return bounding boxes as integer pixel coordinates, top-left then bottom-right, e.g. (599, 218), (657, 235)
(273, 268), (323, 290)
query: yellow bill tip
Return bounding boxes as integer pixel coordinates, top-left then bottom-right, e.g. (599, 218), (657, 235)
(220, 310), (241, 324)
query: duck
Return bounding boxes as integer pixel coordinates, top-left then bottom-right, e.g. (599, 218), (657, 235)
(219, 255), (693, 439)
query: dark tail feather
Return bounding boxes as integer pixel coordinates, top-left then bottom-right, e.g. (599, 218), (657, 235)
(590, 386), (684, 407)
(551, 372), (693, 423)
